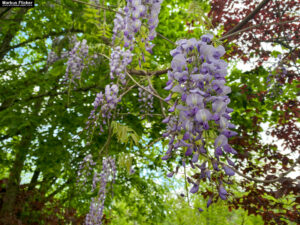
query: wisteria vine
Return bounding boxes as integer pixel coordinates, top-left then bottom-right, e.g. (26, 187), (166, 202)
(64, 39), (89, 85)
(72, 0), (239, 222)
(81, 156), (116, 225)
(162, 35), (237, 208)
(79, 1), (165, 224)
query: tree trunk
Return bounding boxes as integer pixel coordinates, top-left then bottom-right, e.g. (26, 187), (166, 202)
(0, 66), (45, 223)
(28, 169), (40, 191)
(0, 128), (32, 224)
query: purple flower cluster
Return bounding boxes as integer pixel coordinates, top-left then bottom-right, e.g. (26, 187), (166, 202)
(144, 0), (163, 53)
(64, 39), (89, 84)
(162, 34), (237, 203)
(138, 86), (154, 117)
(266, 55), (287, 98)
(77, 154), (96, 185)
(107, 1), (163, 120)
(47, 51), (68, 65)
(86, 84), (120, 133)
(112, 8), (126, 43)
(112, 0), (163, 52)
(85, 157), (116, 225)
(109, 46), (132, 84)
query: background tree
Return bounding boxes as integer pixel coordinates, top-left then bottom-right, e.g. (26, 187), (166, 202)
(0, 0), (299, 224)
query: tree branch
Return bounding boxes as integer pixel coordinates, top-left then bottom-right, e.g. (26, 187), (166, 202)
(224, 0), (272, 36)
(129, 68), (170, 77)
(28, 169), (40, 191)
(227, 155), (300, 184)
(0, 8), (29, 62)
(0, 59), (45, 73)
(219, 20), (300, 41)
(1, 29), (82, 54)
(45, 178), (73, 200)
(0, 84), (102, 112)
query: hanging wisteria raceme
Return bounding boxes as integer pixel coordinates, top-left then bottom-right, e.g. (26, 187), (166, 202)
(266, 55), (287, 98)
(145, 0), (163, 53)
(112, 8), (126, 43)
(86, 84), (120, 134)
(162, 34), (237, 205)
(47, 36), (75, 65)
(47, 51), (68, 65)
(91, 0), (164, 135)
(85, 2), (165, 222)
(77, 154), (96, 185)
(110, 0), (164, 84)
(109, 46), (132, 84)
(85, 157), (116, 225)
(138, 85), (154, 118)
(112, 0), (163, 50)
(64, 39), (89, 84)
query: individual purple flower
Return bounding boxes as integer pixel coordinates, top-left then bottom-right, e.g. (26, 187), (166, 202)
(195, 109), (212, 122)
(201, 34), (213, 43)
(222, 165), (235, 176)
(185, 147), (193, 156)
(227, 158), (235, 167)
(164, 93), (172, 102)
(167, 171), (174, 178)
(205, 169), (211, 180)
(212, 46), (226, 59)
(207, 196), (213, 208)
(162, 116), (171, 123)
(219, 185), (227, 200)
(162, 154), (171, 160)
(214, 135), (228, 148)
(168, 102), (177, 112)
(212, 159), (220, 171)
(212, 100), (227, 114)
(215, 146), (223, 156)
(171, 54), (187, 72)
(190, 184), (199, 193)
(191, 153), (199, 163)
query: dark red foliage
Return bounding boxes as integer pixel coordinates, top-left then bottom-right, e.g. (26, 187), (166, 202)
(206, 1), (300, 223)
(0, 180), (85, 225)
(209, 0), (299, 65)
(227, 97), (300, 223)
(271, 100), (300, 152)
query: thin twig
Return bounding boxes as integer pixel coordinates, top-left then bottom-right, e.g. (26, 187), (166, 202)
(118, 112), (163, 116)
(72, 0), (120, 14)
(221, 155), (300, 184)
(156, 32), (176, 45)
(220, 20), (300, 41)
(119, 84), (136, 99)
(145, 136), (164, 150)
(126, 71), (171, 105)
(184, 161), (190, 206)
(146, 75), (166, 117)
(129, 68), (170, 77)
